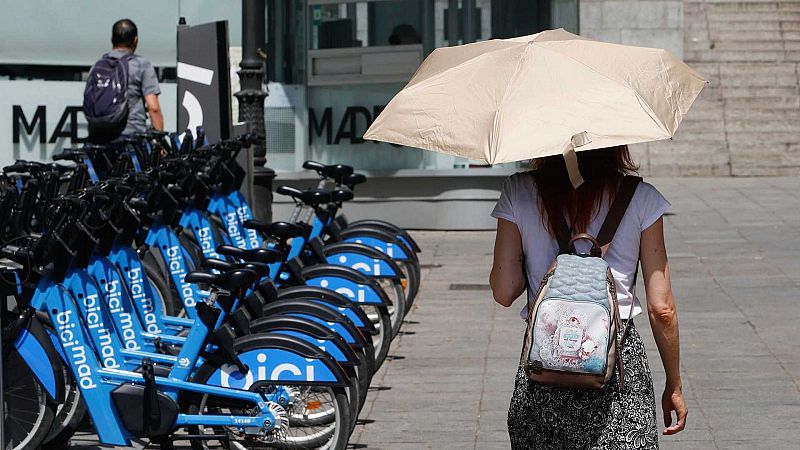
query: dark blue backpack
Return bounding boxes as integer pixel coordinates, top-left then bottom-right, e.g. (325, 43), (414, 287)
(83, 53), (133, 133)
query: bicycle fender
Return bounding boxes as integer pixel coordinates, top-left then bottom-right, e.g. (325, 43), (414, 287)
(301, 265), (390, 306)
(13, 314), (65, 402)
(322, 242), (400, 279)
(277, 286), (375, 332)
(248, 318), (357, 366)
(339, 227), (414, 261)
(260, 301), (367, 348)
(200, 333), (349, 388)
(345, 219), (422, 253)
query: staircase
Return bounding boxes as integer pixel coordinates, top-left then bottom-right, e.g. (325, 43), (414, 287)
(645, 0), (800, 176)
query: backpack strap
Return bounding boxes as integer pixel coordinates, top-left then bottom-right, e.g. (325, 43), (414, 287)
(555, 213), (571, 254)
(596, 175), (642, 252)
(596, 175), (641, 391)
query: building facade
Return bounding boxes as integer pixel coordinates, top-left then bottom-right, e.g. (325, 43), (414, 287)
(1, 1), (797, 228)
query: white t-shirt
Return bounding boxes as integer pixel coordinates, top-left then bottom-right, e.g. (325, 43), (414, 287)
(491, 171), (670, 320)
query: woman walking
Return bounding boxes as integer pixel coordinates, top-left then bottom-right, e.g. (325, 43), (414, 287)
(489, 147), (686, 449)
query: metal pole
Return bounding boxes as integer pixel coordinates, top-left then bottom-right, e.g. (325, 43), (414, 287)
(462, 0), (476, 44)
(235, 0), (274, 222)
(447, 0), (460, 46)
(0, 313), (4, 448)
(421, 0), (435, 55)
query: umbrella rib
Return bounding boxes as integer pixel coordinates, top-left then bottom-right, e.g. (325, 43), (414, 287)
(490, 44), (534, 164)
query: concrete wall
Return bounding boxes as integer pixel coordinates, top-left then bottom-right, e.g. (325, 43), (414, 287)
(579, 0), (684, 57)
(579, 0), (800, 176)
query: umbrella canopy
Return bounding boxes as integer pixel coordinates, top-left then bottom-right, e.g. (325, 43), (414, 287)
(364, 29), (707, 180)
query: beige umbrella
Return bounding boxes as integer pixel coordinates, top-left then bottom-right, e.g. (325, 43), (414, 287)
(363, 29), (707, 187)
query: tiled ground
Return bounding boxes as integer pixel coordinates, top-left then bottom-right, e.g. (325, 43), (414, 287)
(352, 177), (800, 450)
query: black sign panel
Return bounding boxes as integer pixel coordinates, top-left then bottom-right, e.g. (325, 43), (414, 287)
(177, 21), (232, 143)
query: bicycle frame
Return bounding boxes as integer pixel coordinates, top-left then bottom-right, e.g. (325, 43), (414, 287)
(144, 220), (209, 319)
(28, 278), (279, 446)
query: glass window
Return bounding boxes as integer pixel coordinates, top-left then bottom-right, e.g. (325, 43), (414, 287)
(276, 0), (580, 172)
(309, 1), (422, 50)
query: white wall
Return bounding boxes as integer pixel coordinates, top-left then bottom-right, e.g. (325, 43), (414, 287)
(0, 0), (243, 67)
(0, 80), (177, 167)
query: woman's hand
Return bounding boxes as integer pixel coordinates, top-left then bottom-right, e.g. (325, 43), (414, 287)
(662, 383), (687, 435)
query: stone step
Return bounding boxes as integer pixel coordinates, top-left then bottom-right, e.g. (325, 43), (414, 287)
(697, 85), (724, 101)
(691, 30), (800, 43)
(725, 96), (800, 109)
(687, 0), (800, 4)
(686, 49), (787, 62)
(722, 85), (799, 98)
(648, 141), (731, 176)
(686, 49), (796, 62)
(719, 64), (799, 87)
(686, 40), (786, 52)
(689, 2), (800, 13)
(725, 108), (800, 121)
(707, 11), (800, 21)
(727, 131), (799, 144)
(685, 102), (726, 121)
(726, 118), (800, 133)
(704, 30), (788, 41)
(730, 143), (800, 176)
(679, 115), (727, 132)
(698, 20), (800, 31)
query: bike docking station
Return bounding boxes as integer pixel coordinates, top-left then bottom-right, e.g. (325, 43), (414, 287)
(0, 126), (422, 449)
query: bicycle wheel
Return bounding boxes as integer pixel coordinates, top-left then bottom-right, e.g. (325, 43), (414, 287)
(3, 349), (56, 450)
(375, 278), (406, 339)
(143, 259), (179, 317)
(41, 365), (86, 450)
(186, 384), (350, 450)
(358, 304), (391, 370)
(396, 259), (419, 311)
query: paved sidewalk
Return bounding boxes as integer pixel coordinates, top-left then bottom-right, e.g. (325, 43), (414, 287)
(70, 177), (800, 449)
(352, 177), (800, 450)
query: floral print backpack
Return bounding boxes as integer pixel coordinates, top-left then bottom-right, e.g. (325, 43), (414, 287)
(522, 175), (641, 390)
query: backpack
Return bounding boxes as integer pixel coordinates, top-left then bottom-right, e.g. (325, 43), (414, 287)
(522, 175), (642, 390)
(83, 53), (133, 135)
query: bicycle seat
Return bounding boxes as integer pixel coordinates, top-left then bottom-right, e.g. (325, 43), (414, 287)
(276, 185), (333, 206)
(215, 245), (282, 264)
(344, 173), (367, 188)
(331, 188), (354, 202)
(243, 220), (301, 242)
(185, 269), (256, 291)
(52, 149), (88, 163)
(201, 259), (269, 278)
(4, 161), (47, 174)
(303, 161), (354, 179)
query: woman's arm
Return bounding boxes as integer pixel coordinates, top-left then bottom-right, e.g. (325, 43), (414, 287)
(640, 217), (687, 435)
(489, 218), (526, 307)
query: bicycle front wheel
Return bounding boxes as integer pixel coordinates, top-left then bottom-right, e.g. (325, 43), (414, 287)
(3, 349), (56, 450)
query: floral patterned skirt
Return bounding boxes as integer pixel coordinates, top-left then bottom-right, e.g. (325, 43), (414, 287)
(507, 321), (658, 449)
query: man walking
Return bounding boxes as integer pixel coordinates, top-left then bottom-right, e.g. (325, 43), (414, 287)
(85, 18), (163, 143)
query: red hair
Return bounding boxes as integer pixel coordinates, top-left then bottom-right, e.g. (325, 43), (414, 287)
(532, 146), (639, 242)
